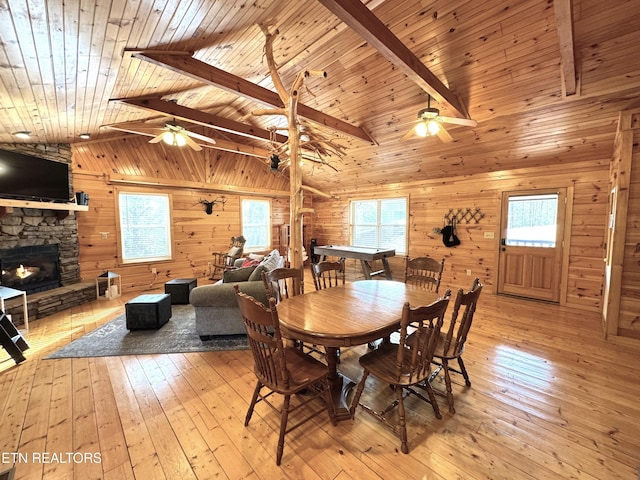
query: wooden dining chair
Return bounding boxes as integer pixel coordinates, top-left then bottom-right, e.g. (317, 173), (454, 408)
(349, 293), (451, 454)
(310, 260), (345, 290)
(404, 256), (445, 293)
(309, 260), (346, 356)
(428, 278), (483, 413)
(262, 267), (305, 351)
(234, 286), (336, 465)
(261, 267), (304, 303)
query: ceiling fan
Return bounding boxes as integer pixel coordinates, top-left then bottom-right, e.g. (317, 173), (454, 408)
(101, 118), (217, 151)
(148, 121), (217, 151)
(402, 95), (477, 143)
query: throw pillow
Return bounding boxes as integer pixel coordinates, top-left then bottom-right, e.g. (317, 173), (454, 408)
(248, 265), (266, 282)
(259, 249), (282, 272)
(222, 265), (257, 283)
(241, 258), (261, 268)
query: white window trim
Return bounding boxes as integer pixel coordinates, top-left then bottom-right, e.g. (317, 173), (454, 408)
(116, 190), (173, 265)
(349, 196), (408, 255)
(241, 197), (272, 253)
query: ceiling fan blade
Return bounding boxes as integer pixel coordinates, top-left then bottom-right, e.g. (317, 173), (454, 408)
(149, 133), (165, 144)
(183, 134), (203, 151)
(186, 130), (217, 145)
(436, 124), (454, 143)
(401, 124), (419, 142)
(438, 116), (478, 127)
(102, 123), (164, 137)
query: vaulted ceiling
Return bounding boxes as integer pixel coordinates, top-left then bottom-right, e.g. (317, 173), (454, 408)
(1, 0), (639, 193)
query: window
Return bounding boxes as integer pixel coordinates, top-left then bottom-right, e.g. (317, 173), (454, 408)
(118, 192), (172, 263)
(350, 198), (407, 254)
(242, 198), (271, 252)
(505, 193), (558, 247)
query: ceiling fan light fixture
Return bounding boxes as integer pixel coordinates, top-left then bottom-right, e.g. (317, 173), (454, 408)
(162, 130), (187, 147)
(415, 122), (429, 137)
(427, 119), (440, 135)
(175, 132), (187, 147)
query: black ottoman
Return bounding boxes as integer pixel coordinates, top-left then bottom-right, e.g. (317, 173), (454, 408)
(126, 293), (172, 330)
(164, 278), (198, 304)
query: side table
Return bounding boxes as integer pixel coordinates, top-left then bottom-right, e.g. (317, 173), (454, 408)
(164, 278), (197, 304)
(0, 286), (29, 332)
(96, 271), (121, 300)
(125, 294), (172, 330)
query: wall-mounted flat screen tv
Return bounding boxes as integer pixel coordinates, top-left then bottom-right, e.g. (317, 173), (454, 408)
(0, 148), (70, 203)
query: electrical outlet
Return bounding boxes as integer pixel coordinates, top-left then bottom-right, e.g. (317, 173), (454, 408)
(484, 231), (495, 239)
(152, 267), (157, 274)
(100, 232), (109, 239)
(466, 269), (472, 276)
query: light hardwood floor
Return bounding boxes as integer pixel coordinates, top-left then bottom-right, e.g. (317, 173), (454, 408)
(1, 285), (639, 480)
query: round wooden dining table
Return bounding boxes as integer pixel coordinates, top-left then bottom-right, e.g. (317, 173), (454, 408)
(276, 280), (439, 420)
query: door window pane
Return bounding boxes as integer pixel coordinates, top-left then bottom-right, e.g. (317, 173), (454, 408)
(505, 194), (558, 247)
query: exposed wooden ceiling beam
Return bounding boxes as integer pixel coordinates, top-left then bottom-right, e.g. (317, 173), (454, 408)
(114, 96), (289, 144)
(129, 51), (375, 144)
(316, 0), (469, 119)
(553, 0), (578, 96)
(108, 174), (290, 198)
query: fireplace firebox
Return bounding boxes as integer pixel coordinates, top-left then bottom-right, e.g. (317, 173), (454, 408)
(0, 245), (61, 294)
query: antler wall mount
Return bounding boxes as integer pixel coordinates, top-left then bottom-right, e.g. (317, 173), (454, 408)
(197, 196), (226, 215)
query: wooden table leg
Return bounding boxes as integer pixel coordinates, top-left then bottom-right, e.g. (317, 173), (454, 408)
(359, 259), (373, 279)
(381, 257), (393, 280)
(325, 346), (356, 421)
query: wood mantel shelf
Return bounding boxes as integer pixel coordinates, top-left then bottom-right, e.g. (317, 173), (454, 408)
(0, 199), (89, 219)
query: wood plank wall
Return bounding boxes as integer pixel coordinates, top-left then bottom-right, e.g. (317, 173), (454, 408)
(71, 137), (291, 291)
(72, 136), (610, 314)
(312, 160), (610, 312)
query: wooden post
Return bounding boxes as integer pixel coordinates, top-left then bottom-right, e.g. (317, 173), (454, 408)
(288, 74), (304, 270)
(255, 29), (326, 274)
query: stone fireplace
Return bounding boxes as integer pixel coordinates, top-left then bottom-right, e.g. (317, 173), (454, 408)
(0, 143), (95, 324)
(0, 244), (61, 294)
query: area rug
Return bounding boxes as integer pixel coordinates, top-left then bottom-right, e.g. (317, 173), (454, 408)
(46, 304), (248, 359)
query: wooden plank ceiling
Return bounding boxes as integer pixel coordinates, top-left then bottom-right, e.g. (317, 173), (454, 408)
(1, 0), (640, 194)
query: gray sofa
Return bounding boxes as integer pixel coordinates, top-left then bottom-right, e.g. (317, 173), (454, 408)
(190, 250), (284, 340)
